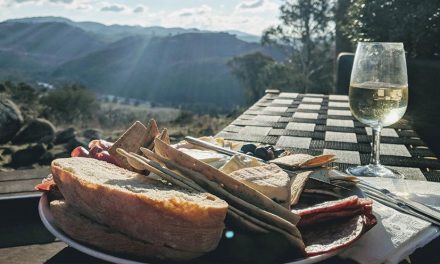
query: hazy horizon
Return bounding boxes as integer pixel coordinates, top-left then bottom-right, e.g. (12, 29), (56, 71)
(0, 0), (281, 35)
(1, 15), (261, 36)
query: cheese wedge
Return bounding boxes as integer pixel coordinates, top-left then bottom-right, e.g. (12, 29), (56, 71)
(220, 155), (264, 174)
(229, 164), (291, 207)
(179, 148), (229, 168)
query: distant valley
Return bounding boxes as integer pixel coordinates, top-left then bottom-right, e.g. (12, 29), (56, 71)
(0, 17), (285, 111)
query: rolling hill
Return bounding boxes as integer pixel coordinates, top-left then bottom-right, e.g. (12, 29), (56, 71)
(0, 21), (105, 63)
(0, 17), (284, 111)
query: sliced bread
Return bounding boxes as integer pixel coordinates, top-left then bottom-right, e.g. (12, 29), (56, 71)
(51, 157), (228, 253)
(50, 200), (203, 261)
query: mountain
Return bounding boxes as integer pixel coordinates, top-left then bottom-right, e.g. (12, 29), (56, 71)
(0, 20), (106, 81)
(0, 21), (105, 63)
(224, 30), (261, 43)
(53, 33), (283, 109)
(0, 17), (284, 111)
(7, 16), (259, 43)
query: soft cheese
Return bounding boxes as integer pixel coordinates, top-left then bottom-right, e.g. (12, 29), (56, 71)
(229, 164), (291, 207)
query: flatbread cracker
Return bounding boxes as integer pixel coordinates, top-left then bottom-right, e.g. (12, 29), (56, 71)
(290, 171), (312, 206)
(153, 138), (300, 226)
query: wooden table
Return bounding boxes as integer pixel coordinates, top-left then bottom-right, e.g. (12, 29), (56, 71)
(1, 91), (440, 263)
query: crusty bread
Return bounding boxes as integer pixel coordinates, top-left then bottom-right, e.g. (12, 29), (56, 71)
(51, 157), (228, 254)
(50, 200), (202, 261)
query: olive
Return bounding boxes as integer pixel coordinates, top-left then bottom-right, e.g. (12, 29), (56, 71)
(246, 152), (254, 156)
(274, 148), (285, 158)
(264, 145), (275, 152)
(267, 149), (275, 160)
(255, 147), (270, 161)
(241, 143), (257, 154)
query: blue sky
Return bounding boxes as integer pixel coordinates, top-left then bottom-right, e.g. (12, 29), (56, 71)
(0, 0), (282, 35)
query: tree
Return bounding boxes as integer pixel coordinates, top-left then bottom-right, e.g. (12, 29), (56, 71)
(40, 84), (98, 123)
(6, 82), (40, 105)
(227, 52), (274, 104)
(259, 63), (306, 93)
(262, 0), (335, 93)
(228, 53), (315, 103)
(341, 0), (440, 59)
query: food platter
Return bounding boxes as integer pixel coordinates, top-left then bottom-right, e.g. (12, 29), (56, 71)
(39, 194), (341, 264)
(36, 120), (376, 263)
(38, 193), (341, 264)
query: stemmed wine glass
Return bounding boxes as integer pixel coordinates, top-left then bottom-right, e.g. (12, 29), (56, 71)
(347, 42), (408, 178)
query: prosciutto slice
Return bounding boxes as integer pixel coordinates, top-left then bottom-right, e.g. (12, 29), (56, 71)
(301, 213), (376, 256)
(292, 195), (377, 256)
(292, 196), (373, 227)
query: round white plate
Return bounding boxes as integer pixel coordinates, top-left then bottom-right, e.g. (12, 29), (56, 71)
(39, 193), (339, 264)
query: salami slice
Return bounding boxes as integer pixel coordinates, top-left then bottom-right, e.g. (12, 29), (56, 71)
(297, 207), (364, 227)
(293, 196), (360, 216)
(302, 215), (370, 256)
(293, 196), (373, 227)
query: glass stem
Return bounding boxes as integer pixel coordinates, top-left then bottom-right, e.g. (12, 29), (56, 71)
(371, 127), (381, 165)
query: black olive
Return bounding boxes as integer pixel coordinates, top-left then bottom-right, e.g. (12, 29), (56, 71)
(241, 144), (257, 154)
(246, 152), (254, 156)
(255, 147), (270, 161)
(274, 148), (285, 158)
(264, 145), (275, 152)
(267, 149), (275, 160)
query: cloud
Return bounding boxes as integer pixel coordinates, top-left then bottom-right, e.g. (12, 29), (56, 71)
(75, 4), (91, 10)
(161, 5), (277, 36)
(8, 0), (76, 6)
(12, 0), (39, 3)
(133, 5), (144, 13)
(48, 0), (73, 3)
(235, 0), (278, 14)
(237, 0), (264, 9)
(66, 0), (93, 10)
(3, 0), (41, 7)
(101, 4), (125, 12)
(172, 5), (212, 17)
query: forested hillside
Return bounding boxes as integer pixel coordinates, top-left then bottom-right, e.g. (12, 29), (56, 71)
(0, 17), (278, 111)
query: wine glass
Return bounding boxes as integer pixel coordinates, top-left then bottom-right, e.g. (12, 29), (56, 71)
(347, 42), (408, 178)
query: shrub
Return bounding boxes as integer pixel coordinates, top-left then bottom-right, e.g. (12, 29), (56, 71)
(40, 84), (98, 123)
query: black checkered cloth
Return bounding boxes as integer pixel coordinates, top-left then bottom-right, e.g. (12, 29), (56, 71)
(217, 90), (440, 182)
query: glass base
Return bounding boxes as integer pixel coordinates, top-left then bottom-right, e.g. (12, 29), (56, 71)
(346, 164), (404, 179)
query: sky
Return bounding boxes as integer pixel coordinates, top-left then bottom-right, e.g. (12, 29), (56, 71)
(0, 0), (282, 35)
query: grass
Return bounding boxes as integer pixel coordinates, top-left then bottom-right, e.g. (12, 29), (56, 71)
(62, 102), (239, 143)
(96, 103), (182, 131)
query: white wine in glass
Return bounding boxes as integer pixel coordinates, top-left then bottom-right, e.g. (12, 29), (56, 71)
(347, 43), (408, 178)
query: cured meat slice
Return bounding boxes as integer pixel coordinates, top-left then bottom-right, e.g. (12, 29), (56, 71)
(293, 196), (369, 215)
(292, 196), (373, 227)
(89, 139), (113, 150)
(302, 214), (373, 256)
(297, 208), (364, 227)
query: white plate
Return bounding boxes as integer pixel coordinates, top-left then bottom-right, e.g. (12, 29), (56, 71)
(39, 193), (339, 264)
